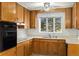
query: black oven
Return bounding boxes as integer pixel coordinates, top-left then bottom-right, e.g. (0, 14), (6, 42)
(0, 21), (17, 52)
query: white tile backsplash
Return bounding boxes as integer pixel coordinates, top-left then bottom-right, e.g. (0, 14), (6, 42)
(17, 29), (28, 39)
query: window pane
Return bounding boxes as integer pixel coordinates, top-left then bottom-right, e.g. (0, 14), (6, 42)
(41, 18), (46, 31)
(55, 17), (61, 32)
(48, 17), (53, 32)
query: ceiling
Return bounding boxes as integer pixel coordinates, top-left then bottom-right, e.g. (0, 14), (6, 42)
(18, 2), (75, 10)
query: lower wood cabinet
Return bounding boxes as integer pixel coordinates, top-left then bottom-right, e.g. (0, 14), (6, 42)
(16, 40), (32, 56)
(16, 42), (25, 56)
(24, 40), (32, 56)
(32, 39), (40, 54)
(0, 47), (16, 56)
(32, 38), (66, 56)
(48, 40), (58, 56)
(39, 39), (48, 55)
(68, 44), (79, 56)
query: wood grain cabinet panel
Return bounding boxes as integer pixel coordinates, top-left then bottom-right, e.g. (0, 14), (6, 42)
(16, 43), (25, 56)
(1, 2), (17, 22)
(30, 10), (37, 28)
(32, 39), (66, 56)
(0, 47), (16, 56)
(39, 39), (48, 55)
(48, 41), (58, 56)
(24, 8), (30, 29)
(65, 8), (72, 28)
(32, 39), (40, 54)
(57, 40), (66, 56)
(16, 3), (24, 23)
(76, 3), (79, 29)
(68, 44), (79, 56)
(72, 3), (76, 28)
(72, 2), (79, 29)
(24, 40), (32, 56)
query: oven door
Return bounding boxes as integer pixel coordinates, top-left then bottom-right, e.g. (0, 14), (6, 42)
(3, 30), (17, 50)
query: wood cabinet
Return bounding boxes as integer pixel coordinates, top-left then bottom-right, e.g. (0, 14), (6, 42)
(24, 40), (32, 56)
(16, 42), (25, 56)
(65, 8), (72, 28)
(76, 3), (79, 29)
(72, 3), (76, 28)
(32, 38), (40, 54)
(16, 3), (24, 23)
(32, 38), (66, 56)
(72, 2), (79, 29)
(48, 40), (58, 56)
(39, 39), (48, 55)
(68, 44), (79, 56)
(24, 8), (30, 29)
(1, 2), (17, 22)
(0, 47), (16, 56)
(17, 40), (32, 56)
(57, 40), (66, 56)
(30, 10), (37, 28)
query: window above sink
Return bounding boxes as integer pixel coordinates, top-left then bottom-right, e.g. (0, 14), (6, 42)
(38, 12), (65, 33)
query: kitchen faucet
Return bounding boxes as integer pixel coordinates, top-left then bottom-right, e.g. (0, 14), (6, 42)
(48, 34), (51, 38)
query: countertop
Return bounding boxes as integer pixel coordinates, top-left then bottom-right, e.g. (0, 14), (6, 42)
(17, 37), (79, 44)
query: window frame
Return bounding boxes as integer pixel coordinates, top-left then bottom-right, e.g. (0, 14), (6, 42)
(38, 12), (65, 33)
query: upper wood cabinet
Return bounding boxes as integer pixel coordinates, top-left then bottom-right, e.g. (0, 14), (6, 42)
(76, 3), (79, 29)
(16, 3), (24, 23)
(72, 2), (79, 29)
(24, 8), (30, 29)
(0, 47), (16, 56)
(72, 3), (76, 28)
(1, 2), (17, 22)
(65, 8), (72, 28)
(30, 10), (37, 28)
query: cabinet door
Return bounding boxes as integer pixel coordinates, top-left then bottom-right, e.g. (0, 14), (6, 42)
(76, 3), (79, 29)
(32, 39), (40, 54)
(24, 9), (30, 29)
(16, 3), (24, 23)
(65, 8), (72, 28)
(39, 39), (48, 55)
(68, 44), (79, 56)
(57, 40), (66, 56)
(30, 11), (37, 28)
(72, 3), (76, 28)
(0, 47), (16, 56)
(16, 43), (24, 56)
(24, 40), (32, 56)
(48, 40), (58, 56)
(1, 2), (16, 22)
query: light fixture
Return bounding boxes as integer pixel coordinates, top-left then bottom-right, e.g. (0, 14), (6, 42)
(44, 2), (50, 11)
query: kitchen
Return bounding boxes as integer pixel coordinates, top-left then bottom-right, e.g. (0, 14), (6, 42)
(0, 2), (79, 56)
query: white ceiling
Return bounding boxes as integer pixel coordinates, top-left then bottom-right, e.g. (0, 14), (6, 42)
(18, 2), (75, 10)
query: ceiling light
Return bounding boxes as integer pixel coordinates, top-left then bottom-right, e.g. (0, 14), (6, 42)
(44, 2), (50, 11)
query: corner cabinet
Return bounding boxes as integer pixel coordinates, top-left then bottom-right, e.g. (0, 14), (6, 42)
(0, 2), (17, 22)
